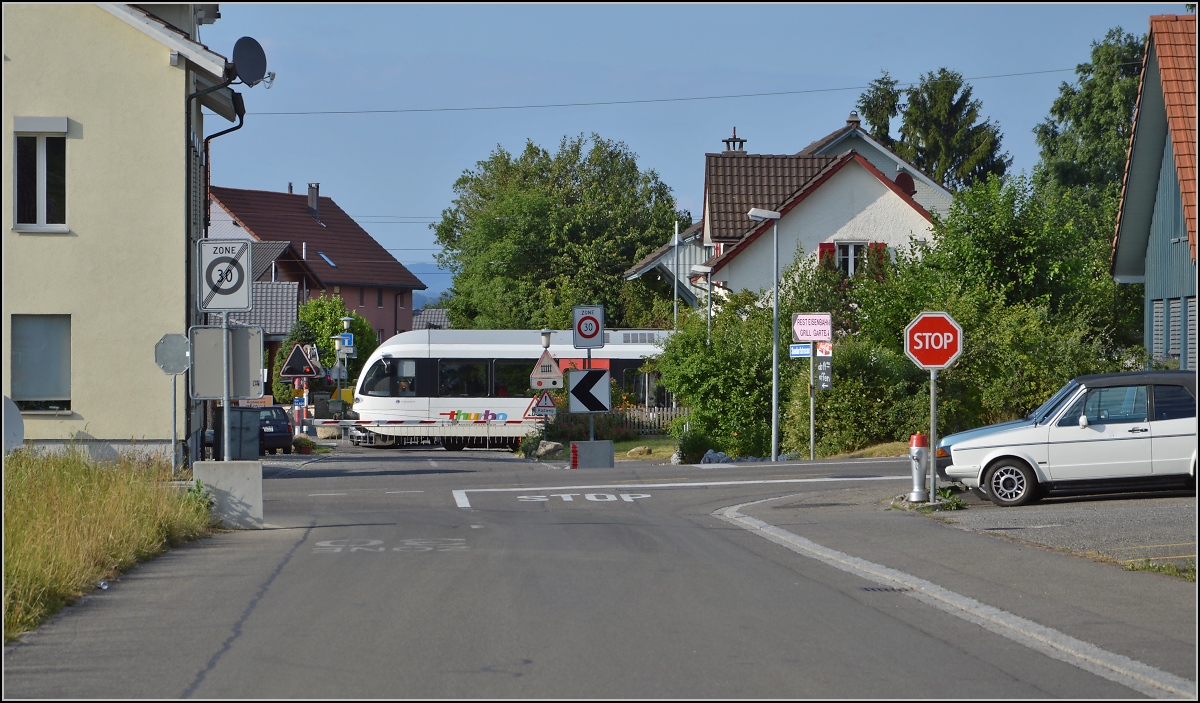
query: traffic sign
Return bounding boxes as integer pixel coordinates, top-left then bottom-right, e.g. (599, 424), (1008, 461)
(530, 391), (557, 417)
(197, 240), (253, 312)
(789, 343), (811, 358)
(792, 313), (832, 342)
(568, 369), (610, 413)
(816, 342), (833, 390)
(279, 344), (321, 378)
(530, 350), (564, 389)
(904, 312), (963, 369)
(188, 325), (264, 400)
(573, 305), (605, 349)
(155, 333), (190, 375)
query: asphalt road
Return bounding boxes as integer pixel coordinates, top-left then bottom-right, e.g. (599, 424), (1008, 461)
(4, 445), (1196, 698)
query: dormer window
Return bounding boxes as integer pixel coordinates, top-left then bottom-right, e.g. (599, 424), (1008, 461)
(318, 252), (336, 268)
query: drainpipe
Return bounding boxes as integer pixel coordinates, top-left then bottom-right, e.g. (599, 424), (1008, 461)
(203, 91), (246, 236)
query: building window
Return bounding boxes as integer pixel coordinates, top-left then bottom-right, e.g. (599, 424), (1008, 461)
(11, 314), (71, 411)
(15, 122), (67, 231)
(376, 328), (383, 343)
(837, 243), (867, 277)
(358, 287), (364, 307)
(377, 288), (384, 308)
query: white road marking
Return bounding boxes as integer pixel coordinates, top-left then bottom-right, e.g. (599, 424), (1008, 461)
(385, 490), (424, 494)
(308, 493), (347, 497)
(427, 459), (439, 468)
(471, 525), (484, 529)
(452, 475), (906, 509)
(716, 496), (1196, 700)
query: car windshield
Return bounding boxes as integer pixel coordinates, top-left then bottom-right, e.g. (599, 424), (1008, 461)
(1025, 380), (1079, 424)
(261, 408), (288, 423)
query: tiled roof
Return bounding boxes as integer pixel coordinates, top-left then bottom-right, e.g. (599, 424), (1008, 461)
(796, 123), (857, 156)
(206, 281), (299, 338)
(705, 154), (840, 242)
(209, 186), (427, 291)
(1152, 14), (1197, 258)
(413, 308), (451, 330)
(250, 241), (291, 281)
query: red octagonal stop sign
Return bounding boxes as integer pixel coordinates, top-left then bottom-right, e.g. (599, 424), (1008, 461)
(904, 312), (963, 369)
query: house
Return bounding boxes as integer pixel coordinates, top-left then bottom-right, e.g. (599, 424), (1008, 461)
(622, 221), (709, 307)
(1111, 14), (1197, 370)
(702, 148), (935, 296)
(3, 4), (243, 459)
(413, 308), (452, 330)
(626, 119), (950, 303)
(209, 183), (427, 344)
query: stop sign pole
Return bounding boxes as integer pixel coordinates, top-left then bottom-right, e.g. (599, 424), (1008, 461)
(904, 312), (963, 502)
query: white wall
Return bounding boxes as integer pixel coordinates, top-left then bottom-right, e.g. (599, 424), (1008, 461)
(714, 161), (933, 294)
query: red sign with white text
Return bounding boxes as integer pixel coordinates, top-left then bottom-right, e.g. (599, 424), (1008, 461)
(904, 312), (963, 369)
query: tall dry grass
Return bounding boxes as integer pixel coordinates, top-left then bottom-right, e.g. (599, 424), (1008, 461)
(3, 447), (215, 642)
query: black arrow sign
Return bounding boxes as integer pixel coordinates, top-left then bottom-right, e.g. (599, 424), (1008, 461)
(570, 370), (609, 412)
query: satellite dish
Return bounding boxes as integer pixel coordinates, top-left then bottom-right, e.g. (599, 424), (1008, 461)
(232, 36), (268, 86)
(3, 395), (25, 455)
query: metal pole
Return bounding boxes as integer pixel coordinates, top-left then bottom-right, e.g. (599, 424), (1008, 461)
(673, 220), (679, 331)
(929, 369), (938, 502)
(706, 272), (712, 346)
(222, 311), (231, 463)
(771, 221), (779, 462)
(810, 352), (815, 461)
(171, 374), (178, 475)
(588, 348), (594, 442)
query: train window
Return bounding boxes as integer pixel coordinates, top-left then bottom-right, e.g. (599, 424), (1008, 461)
(493, 359), (539, 398)
(439, 360), (488, 397)
(361, 358), (416, 397)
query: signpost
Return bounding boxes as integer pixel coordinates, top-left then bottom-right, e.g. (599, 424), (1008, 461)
(789, 343), (812, 358)
(815, 341), (833, 391)
(155, 333), (190, 473)
(530, 390), (557, 421)
(904, 312), (963, 502)
(529, 350), (564, 390)
(572, 306), (606, 440)
(197, 239), (255, 463)
(568, 370), (611, 415)
(279, 344), (322, 438)
(792, 313), (832, 460)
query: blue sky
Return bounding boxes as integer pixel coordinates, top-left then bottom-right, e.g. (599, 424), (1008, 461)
(199, 3), (1185, 302)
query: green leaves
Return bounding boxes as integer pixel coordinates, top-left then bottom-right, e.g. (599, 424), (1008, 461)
(434, 134), (689, 330)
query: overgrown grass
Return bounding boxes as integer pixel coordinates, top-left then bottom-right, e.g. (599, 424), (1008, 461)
(612, 435), (678, 461)
(1123, 559), (1197, 582)
(3, 448), (216, 642)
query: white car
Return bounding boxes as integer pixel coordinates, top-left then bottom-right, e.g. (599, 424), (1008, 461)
(939, 371), (1197, 507)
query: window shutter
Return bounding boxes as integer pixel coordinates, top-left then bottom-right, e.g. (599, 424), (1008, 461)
(1169, 298), (1181, 357)
(818, 242), (835, 263)
(1187, 297), (1196, 371)
(1153, 300), (1164, 357)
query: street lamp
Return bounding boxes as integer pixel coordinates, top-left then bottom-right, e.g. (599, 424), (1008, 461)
(540, 328), (553, 350)
(690, 264), (714, 346)
(748, 207), (782, 462)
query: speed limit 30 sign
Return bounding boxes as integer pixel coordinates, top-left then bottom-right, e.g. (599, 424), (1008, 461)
(198, 240), (253, 312)
(573, 305), (605, 349)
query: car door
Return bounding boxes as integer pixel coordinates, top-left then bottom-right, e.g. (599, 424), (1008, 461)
(1150, 384), (1197, 476)
(1047, 384), (1152, 480)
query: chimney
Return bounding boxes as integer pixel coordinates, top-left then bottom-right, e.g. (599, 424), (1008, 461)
(307, 182), (320, 221)
(847, 110), (861, 127)
(722, 127), (747, 154)
(288, 182), (293, 194)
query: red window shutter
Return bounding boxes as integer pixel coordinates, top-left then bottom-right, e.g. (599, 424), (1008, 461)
(818, 242), (835, 263)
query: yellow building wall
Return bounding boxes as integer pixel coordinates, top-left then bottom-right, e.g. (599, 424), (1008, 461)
(3, 5), (199, 445)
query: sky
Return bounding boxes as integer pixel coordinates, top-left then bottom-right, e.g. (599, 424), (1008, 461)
(199, 3), (1186, 305)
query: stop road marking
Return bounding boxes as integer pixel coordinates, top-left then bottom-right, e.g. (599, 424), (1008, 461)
(518, 493), (651, 502)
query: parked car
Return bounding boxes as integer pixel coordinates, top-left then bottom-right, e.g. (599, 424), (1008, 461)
(259, 406), (294, 455)
(939, 371), (1197, 506)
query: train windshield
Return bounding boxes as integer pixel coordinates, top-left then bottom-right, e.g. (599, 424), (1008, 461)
(360, 358), (416, 397)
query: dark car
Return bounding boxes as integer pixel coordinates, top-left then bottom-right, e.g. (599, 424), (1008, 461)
(259, 407), (294, 455)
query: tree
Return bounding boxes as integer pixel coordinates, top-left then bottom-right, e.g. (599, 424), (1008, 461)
(433, 134), (689, 330)
(857, 68), (1011, 190)
(1033, 27), (1145, 190)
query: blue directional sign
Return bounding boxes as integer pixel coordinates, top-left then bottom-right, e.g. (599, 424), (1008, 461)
(789, 343), (812, 358)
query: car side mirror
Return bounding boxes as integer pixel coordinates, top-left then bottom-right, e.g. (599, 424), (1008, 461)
(1078, 414), (1089, 429)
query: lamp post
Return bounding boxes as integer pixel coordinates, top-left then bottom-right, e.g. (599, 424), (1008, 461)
(748, 208), (782, 461)
(691, 264), (714, 346)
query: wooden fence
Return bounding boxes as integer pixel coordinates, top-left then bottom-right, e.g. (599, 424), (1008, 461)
(616, 407), (688, 435)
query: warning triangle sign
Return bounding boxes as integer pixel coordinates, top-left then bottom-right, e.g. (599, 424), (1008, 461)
(279, 344), (319, 378)
(536, 391), (556, 409)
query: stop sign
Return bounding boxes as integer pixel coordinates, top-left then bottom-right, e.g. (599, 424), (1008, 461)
(904, 312), (963, 369)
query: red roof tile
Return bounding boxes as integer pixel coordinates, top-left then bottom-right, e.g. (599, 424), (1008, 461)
(705, 153), (839, 242)
(1152, 14), (1197, 258)
(210, 186), (426, 290)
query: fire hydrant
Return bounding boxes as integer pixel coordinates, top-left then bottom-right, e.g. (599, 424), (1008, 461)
(908, 433), (929, 502)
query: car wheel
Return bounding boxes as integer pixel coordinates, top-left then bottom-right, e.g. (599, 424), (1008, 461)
(985, 460), (1039, 507)
(443, 440), (465, 451)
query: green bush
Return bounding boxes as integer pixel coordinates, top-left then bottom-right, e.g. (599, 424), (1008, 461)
(677, 430), (718, 464)
(518, 429), (543, 458)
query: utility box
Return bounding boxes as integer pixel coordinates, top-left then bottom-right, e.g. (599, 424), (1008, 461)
(213, 406), (259, 460)
(570, 440), (614, 469)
